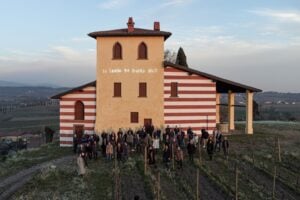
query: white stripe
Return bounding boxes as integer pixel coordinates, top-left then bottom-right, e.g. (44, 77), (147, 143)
(60, 137), (73, 142)
(85, 108), (96, 113)
(60, 115), (96, 120)
(164, 72), (198, 76)
(60, 108), (96, 113)
(164, 109), (216, 113)
(83, 86), (96, 91)
(62, 93), (96, 98)
(164, 79), (213, 84)
(60, 101), (96, 106)
(60, 123), (95, 128)
(164, 101), (216, 106)
(164, 94), (216, 98)
(164, 87), (215, 91)
(164, 116), (216, 120)
(59, 130), (73, 134)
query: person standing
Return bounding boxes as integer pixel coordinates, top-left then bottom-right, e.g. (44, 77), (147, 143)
(187, 140), (196, 162)
(153, 136), (160, 153)
(201, 129), (209, 149)
(77, 152), (86, 176)
(163, 144), (171, 169)
(215, 130), (222, 152)
(116, 142), (123, 162)
(222, 137), (229, 158)
(148, 145), (156, 165)
(206, 137), (214, 160)
(175, 146), (184, 169)
(106, 141), (113, 161)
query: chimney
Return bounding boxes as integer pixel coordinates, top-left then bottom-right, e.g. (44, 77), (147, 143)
(154, 21), (160, 31)
(127, 17), (135, 33)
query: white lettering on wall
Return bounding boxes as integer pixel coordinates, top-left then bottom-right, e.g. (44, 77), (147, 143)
(102, 68), (158, 74)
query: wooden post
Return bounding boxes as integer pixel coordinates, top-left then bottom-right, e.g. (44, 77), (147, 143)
(172, 144), (175, 170)
(235, 165), (238, 200)
(272, 165), (276, 200)
(196, 168), (200, 200)
(245, 90), (253, 134)
(277, 137), (281, 163)
(228, 90), (235, 131)
(157, 172), (160, 200)
(144, 146), (147, 174)
(198, 137), (202, 165)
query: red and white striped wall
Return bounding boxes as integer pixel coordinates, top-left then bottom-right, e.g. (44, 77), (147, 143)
(59, 86), (96, 147)
(164, 66), (217, 135)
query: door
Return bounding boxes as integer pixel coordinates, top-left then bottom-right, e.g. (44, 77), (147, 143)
(74, 125), (84, 138)
(144, 118), (152, 126)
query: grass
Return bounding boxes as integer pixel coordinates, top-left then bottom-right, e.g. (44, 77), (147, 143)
(0, 141), (72, 179)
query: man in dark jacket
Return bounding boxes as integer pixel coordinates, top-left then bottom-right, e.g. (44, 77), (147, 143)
(187, 140), (196, 162)
(206, 137), (214, 160)
(222, 136), (229, 158)
(215, 130), (222, 152)
(163, 144), (171, 169)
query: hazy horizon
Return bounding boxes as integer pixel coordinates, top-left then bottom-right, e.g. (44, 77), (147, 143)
(1, 0), (300, 92)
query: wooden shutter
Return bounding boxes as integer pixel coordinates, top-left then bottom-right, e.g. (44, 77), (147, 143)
(114, 82), (121, 97)
(75, 101), (84, 120)
(170, 82), (178, 97)
(113, 42), (122, 59)
(139, 82), (147, 97)
(131, 112), (139, 123)
(138, 42), (147, 59)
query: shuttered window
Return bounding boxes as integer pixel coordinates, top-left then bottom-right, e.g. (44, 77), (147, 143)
(139, 82), (147, 97)
(138, 42), (147, 59)
(131, 112), (139, 123)
(170, 82), (178, 97)
(113, 42), (122, 59)
(114, 82), (121, 97)
(75, 101), (84, 120)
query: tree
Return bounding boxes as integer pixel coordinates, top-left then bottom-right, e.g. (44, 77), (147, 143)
(164, 49), (176, 63)
(175, 47), (188, 68)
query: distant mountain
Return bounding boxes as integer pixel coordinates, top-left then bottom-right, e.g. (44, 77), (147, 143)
(0, 80), (28, 87)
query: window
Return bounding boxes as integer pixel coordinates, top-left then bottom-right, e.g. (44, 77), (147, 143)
(138, 42), (147, 59)
(75, 101), (84, 120)
(113, 82), (122, 97)
(170, 82), (178, 97)
(131, 112), (139, 123)
(113, 42), (122, 59)
(139, 82), (147, 97)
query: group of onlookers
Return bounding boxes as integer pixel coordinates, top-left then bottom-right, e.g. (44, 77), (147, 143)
(74, 125), (230, 175)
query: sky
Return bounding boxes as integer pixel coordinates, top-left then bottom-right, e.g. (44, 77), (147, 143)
(0, 0), (300, 92)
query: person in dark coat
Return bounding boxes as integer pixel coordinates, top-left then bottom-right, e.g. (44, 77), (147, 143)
(206, 137), (214, 160)
(163, 144), (171, 169)
(201, 129), (209, 148)
(148, 145), (155, 165)
(73, 134), (78, 154)
(187, 127), (193, 141)
(222, 136), (229, 158)
(187, 140), (196, 162)
(116, 142), (123, 162)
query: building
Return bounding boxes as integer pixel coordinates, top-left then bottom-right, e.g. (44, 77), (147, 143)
(52, 18), (262, 147)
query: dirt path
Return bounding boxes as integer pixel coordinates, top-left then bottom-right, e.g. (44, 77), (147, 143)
(0, 155), (74, 200)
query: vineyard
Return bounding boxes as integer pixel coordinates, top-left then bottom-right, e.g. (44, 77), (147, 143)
(0, 122), (297, 200)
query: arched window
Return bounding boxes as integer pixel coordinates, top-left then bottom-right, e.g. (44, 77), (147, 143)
(138, 42), (147, 59)
(113, 42), (122, 59)
(75, 101), (84, 120)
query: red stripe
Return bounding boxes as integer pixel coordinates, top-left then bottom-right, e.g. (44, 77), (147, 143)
(164, 75), (207, 80)
(164, 91), (216, 94)
(164, 67), (187, 73)
(60, 105), (96, 109)
(164, 83), (215, 87)
(60, 112), (96, 116)
(60, 119), (95, 123)
(60, 127), (94, 131)
(60, 141), (73, 145)
(60, 134), (73, 138)
(164, 113), (216, 116)
(164, 105), (216, 109)
(165, 120), (216, 124)
(181, 127), (215, 131)
(61, 98), (96, 101)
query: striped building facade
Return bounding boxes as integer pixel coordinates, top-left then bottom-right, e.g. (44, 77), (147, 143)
(164, 65), (216, 135)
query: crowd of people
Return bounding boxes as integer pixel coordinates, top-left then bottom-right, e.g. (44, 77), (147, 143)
(74, 125), (230, 175)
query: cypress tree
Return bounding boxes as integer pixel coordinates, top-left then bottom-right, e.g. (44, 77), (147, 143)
(175, 47), (188, 68)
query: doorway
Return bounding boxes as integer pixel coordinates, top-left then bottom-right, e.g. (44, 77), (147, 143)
(144, 118), (152, 126)
(74, 125), (84, 138)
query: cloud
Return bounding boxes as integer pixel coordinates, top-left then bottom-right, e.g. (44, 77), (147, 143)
(250, 9), (300, 23)
(160, 0), (189, 7)
(98, 0), (128, 10)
